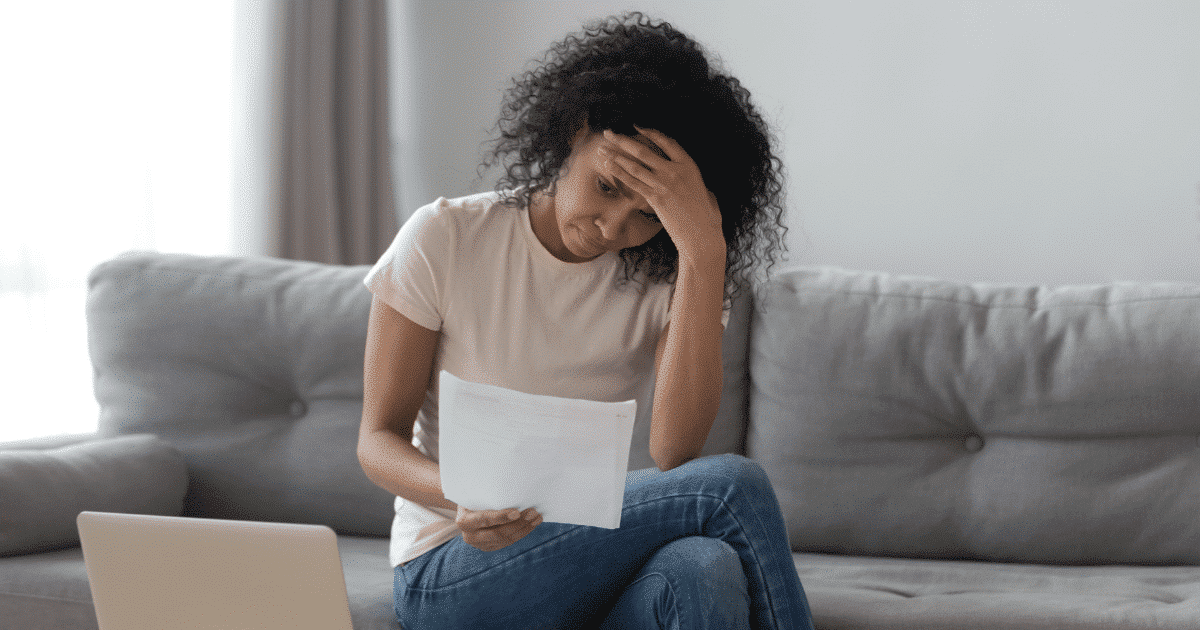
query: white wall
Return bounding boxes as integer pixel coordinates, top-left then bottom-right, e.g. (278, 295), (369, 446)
(388, 0), (1200, 285)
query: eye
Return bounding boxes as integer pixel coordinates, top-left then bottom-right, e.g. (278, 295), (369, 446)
(640, 210), (661, 224)
(597, 177), (616, 195)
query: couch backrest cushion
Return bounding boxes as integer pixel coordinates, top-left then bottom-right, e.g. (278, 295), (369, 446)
(749, 267), (1200, 565)
(88, 253), (394, 536)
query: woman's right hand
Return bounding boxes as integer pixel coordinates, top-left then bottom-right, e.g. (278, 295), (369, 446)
(456, 506), (543, 552)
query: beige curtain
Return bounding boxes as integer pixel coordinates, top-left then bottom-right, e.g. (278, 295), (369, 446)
(277, 0), (398, 265)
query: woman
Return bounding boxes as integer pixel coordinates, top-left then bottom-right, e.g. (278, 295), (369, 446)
(358, 12), (814, 629)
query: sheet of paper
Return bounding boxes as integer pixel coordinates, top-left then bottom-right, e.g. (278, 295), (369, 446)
(438, 371), (636, 529)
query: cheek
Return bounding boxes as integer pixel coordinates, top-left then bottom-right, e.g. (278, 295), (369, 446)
(630, 223), (665, 248)
(553, 175), (589, 222)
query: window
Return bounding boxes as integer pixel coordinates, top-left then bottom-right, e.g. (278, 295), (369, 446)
(1, 2), (235, 442)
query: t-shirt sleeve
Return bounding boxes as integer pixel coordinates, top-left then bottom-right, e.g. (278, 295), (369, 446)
(363, 202), (450, 331)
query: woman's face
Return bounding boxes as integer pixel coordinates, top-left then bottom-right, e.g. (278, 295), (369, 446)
(530, 128), (666, 263)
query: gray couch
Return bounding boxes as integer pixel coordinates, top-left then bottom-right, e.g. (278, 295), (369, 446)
(2, 251), (1199, 629)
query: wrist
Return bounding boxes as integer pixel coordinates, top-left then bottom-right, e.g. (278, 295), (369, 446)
(673, 246), (728, 319)
(675, 237), (727, 274)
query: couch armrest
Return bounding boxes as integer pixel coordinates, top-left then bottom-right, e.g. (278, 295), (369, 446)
(0, 432), (101, 452)
(0, 434), (189, 556)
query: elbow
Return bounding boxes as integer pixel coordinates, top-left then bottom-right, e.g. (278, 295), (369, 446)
(648, 418), (716, 473)
(650, 446), (700, 473)
(652, 455), (695, 473)
(355, 429), (393, 491)
(653, 458), (684, 473)
(355, 426), (370, 462)
(356, 427), (381, 472)
(355, 441), (373, 479)
(648, 413), (717, 472)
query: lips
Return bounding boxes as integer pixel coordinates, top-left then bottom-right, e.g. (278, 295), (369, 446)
(586, 235), (618, 257)
(574, 226), (611, 257)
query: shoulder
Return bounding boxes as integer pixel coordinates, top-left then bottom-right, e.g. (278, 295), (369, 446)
(395, 191), (511, 246)
(420, 191), (511, 227)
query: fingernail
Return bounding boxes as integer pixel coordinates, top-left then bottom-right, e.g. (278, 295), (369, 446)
(524, 510), (537, 521)
(508, 510), (520, 521)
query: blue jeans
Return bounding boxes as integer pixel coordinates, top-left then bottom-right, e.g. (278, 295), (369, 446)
(394, 454), (815, 629)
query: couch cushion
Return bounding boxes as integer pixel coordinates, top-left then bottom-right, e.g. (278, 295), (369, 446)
(0, 547), (97, 630)
(750, 267), (1200, 565)
(796, 552), (1200, 630)
(0, 434), (187, 556)
(87, 253), (395, 536)
(709, 288), (753, 457)
(337, 536), (402, 629)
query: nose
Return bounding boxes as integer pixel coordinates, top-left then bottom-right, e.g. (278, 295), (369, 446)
(594, 201), (638, 242)
(593, 215), (619, 242)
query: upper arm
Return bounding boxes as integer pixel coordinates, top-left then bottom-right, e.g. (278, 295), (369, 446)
(360, 296), (440, 444)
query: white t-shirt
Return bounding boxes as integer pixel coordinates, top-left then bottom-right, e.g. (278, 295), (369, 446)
(364, 191), (677, 566)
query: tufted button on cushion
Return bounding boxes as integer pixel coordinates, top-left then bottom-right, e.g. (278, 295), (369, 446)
(750, 267), (1200, 565)
(289, 400), (307, 418)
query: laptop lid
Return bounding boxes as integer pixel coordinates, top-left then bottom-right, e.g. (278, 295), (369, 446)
(77, 511), (354, 630)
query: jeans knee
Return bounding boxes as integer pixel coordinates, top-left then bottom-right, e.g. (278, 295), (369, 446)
(650, 537), (750, 628)
(604, 539), (749, 630)
(692, 453), (772, 494)
(659, 536), (746, 590)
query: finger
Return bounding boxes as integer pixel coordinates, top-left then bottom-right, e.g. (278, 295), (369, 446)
(456, 506), (521, 531)
(480, 508), (539, 535)
(632, 126), (688, 163)
(606, 153), (659, 200)
(485, 508), (540, 534)
(466, 512), (543, 551)
(466, 529), (511, 552)
(602, 129), (668, 168)
(493, 511), (544, 543)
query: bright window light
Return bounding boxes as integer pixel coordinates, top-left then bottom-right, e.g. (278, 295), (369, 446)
(1, 1), (235, 442)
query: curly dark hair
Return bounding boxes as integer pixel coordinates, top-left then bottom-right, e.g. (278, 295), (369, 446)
(484, 12), (787, 301)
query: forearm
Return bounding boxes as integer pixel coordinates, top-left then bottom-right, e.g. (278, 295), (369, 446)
(650, 253), (727, 470)
(357, 427), (457, 511)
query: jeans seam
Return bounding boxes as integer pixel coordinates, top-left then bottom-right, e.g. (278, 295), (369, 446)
(694, 490), (780, 627)
(627, 571), (680, 630)
(637, 488), (781, 628)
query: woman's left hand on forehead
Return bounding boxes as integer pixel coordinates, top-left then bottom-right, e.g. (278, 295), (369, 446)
(600, 127), (726, 265)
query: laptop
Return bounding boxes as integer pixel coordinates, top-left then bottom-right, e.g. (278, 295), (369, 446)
(77, 511), (354, 630)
